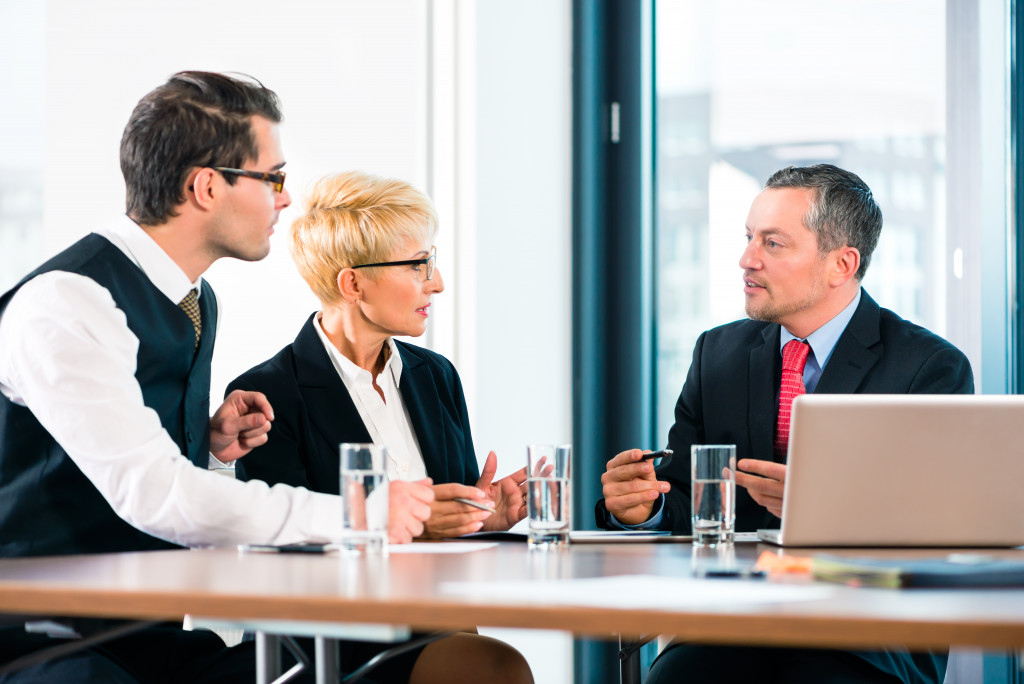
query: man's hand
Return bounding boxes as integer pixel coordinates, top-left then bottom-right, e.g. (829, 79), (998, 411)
(209, 390), (274, 463)
(601, 449), (671, 526)
(736, 459), (787, 519)
(389, 479), (435, 544)
(475, 451), (528, 531)
(420, 482), (495, 538)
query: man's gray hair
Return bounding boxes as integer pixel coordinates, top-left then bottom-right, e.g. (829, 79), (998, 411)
(765, 164), (882, 280)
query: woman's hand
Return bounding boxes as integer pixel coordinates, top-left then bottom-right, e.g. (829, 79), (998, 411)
(476, 451), (528, 531)
(388, 479), (435, 544)
(419, 483), (496, 539)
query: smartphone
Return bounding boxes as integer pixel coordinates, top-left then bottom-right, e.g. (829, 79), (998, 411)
(238, 542), (333, 554)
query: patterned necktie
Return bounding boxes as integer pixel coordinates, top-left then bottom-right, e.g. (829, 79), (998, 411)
(178, 288), (202, 349)
(774, 339), (811, 458)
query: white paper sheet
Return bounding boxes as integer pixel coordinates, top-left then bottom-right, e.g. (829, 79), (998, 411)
(387, 542), (499, 554)
(440, 574), (834, 609)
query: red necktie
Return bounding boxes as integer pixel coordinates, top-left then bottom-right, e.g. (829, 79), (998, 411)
(774, 339), (810, 458)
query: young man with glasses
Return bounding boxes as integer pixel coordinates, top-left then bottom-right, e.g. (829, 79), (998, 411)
(0, 72), (433, 683)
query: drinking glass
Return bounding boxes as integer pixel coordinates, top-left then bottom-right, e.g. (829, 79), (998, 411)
(691, 444), (736, 546)
(526, 444), (572, 548)
(340, 443), (389, 554)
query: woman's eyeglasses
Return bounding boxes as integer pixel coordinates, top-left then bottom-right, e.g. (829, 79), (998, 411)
(352, 246), (437, 281)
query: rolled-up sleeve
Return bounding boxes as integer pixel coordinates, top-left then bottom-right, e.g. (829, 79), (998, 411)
(0, 272), (342, 547)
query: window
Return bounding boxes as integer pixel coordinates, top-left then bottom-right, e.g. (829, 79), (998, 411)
(654, 0), (956, 437)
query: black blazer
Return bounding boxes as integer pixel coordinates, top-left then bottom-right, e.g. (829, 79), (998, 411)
(228, 314), (479, 493)
(597, 290), (974, 534)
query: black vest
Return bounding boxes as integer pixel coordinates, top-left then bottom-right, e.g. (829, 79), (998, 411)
(0, 234), (217, 557)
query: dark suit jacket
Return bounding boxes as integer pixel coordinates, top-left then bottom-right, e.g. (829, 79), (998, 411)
(228, 314), (480, 493)
(596, 290), (973, 684)
(597, 290), (973, 534)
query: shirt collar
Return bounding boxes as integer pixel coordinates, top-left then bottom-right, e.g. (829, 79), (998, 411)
(312, 314), (404, 389)
(780, 287), (861, 371)
(94, 214), (202, 305)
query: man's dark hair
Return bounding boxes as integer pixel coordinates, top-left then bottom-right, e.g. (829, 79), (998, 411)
(120, 71), (282, 225)
(764, 163), (882, 280)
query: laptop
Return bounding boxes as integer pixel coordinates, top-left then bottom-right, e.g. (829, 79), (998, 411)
(757, 394), (1024, 547)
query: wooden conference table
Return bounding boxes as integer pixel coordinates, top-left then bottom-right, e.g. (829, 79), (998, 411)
(0, 539), (1022, 681)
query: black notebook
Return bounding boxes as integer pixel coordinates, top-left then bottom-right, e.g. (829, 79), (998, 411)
(812, 554), (1024, 588)
(455, 530), (672, 543)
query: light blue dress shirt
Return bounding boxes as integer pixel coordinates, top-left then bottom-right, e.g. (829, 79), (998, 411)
(779, 288), (861, 393)
(612, 289), (863, 530)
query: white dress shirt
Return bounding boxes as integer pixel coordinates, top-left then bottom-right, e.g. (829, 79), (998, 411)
(0, 215), (342, 547)
(312, 314), (429, 482)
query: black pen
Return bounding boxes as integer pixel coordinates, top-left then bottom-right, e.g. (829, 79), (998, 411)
(640, 449), (673, 462)
(698, 568), (767, 580)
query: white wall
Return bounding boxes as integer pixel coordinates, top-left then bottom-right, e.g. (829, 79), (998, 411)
(473, 1), (574, 460)
(43, 0), (430, 396)
(33, 0), (574, 680)
(469, 3), (574, 681)
(0, 3), (45, 292)
(40, 0), (573, 461)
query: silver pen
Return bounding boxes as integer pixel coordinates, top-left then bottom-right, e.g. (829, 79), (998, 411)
(453, 497), (496, 514)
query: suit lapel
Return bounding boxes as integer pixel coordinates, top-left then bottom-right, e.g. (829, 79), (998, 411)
(815, 291), (881, 394)
(396, 343), (449, 482)
(748, 325), (780, 462)
(196, 281), (217, 360)
(292, 315), (372, 465)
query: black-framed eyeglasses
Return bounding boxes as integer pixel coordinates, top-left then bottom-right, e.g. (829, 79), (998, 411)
(213, 167), (287, 193)
(352, 246), (437, 281)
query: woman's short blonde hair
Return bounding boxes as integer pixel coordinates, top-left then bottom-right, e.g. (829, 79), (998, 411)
(290, 171), (438, 305)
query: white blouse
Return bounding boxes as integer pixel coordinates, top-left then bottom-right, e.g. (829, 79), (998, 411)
(312, 314), (429, 482)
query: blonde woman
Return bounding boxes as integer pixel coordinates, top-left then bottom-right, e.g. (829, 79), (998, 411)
(228, 171), (532, 684)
